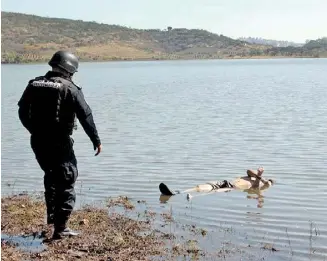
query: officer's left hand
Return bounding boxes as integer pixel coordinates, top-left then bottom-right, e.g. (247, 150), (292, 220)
(94, 144), (102, 156)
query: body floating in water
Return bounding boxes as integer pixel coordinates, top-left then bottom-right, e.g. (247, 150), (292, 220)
(159, 167), (275, 200)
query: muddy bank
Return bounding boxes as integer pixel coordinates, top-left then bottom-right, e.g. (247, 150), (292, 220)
(1, 194), (216, 261)
(1, 193), (280, 261)
(1, 194), (166, 261)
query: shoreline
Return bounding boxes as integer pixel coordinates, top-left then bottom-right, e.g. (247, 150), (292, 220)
(1, 55), (324, 65)
(1, 193), (277, 261)
(1, 188), (324, 261)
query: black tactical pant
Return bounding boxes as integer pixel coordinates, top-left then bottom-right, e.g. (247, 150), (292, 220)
(30, 134), (78, 230)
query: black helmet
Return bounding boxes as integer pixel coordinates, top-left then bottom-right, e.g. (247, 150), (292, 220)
(48, 51), (79, 74)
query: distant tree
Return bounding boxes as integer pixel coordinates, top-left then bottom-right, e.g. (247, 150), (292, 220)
(167, 26), (172, 31)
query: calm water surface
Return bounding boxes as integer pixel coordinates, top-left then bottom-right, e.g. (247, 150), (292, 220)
(2, 59), (327, 260)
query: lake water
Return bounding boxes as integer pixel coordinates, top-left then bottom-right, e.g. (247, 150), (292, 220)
(1, 58), (327, 260)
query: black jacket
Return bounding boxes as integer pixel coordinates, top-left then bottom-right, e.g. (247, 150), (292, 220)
(18, 71), (101, 148)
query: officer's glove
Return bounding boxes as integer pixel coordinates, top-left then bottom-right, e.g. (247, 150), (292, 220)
(94, 144), (102, 156)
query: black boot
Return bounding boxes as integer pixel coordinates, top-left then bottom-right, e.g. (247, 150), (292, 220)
(52, 226), (79, 239)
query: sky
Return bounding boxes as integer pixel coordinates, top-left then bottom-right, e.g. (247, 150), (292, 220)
(1, 0), (326, 43)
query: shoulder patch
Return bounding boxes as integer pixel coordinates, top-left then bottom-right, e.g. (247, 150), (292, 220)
(28, 76), (43, 84)
(31, 79), (63, 89)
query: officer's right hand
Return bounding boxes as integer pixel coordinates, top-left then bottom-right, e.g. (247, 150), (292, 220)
(94, 144), (102, 156)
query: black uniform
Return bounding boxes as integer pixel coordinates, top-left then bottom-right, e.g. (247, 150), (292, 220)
(18, 70), (101, 230)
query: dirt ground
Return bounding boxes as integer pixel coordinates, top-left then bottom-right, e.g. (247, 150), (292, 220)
(1, 193), (280, 261)
(1, 194), (208, 261)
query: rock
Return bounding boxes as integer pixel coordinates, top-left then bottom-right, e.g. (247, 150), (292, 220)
(262, 243), (279, 251)
(79, 219), (89, 226)
(67, 249), (84, 258)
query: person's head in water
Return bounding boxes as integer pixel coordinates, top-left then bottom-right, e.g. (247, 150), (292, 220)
(48, 51), (79, 79)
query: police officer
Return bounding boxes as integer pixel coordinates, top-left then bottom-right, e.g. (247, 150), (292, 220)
(17, 50), (102, 239)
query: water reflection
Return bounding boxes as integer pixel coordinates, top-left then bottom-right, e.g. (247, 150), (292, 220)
(244, 186), (271, 209)
(1, 233), (46, 253)
(159, 195), (173, 203)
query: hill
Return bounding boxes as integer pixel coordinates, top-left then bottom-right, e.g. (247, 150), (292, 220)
(1, 11), (327, 63)
(238, 37), (303, 47)
(304, 37), (327, 50)
(262, 37), (327, 58)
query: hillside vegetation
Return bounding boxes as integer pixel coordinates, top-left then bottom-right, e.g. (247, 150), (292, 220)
(1, 11), (327, 63)
(238, 37), (304, 47)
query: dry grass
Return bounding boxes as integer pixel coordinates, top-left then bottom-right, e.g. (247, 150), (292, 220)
(2, 193), (310, 261)
(2, 194), (234, 261)
(14, 42), (170, 63)
(76, 43), (157, 59)
(1, 194), (165, 261)
(1, 194), (46, 235)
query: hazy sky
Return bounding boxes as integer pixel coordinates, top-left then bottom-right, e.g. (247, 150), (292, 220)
(2, 0), (326, 43)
